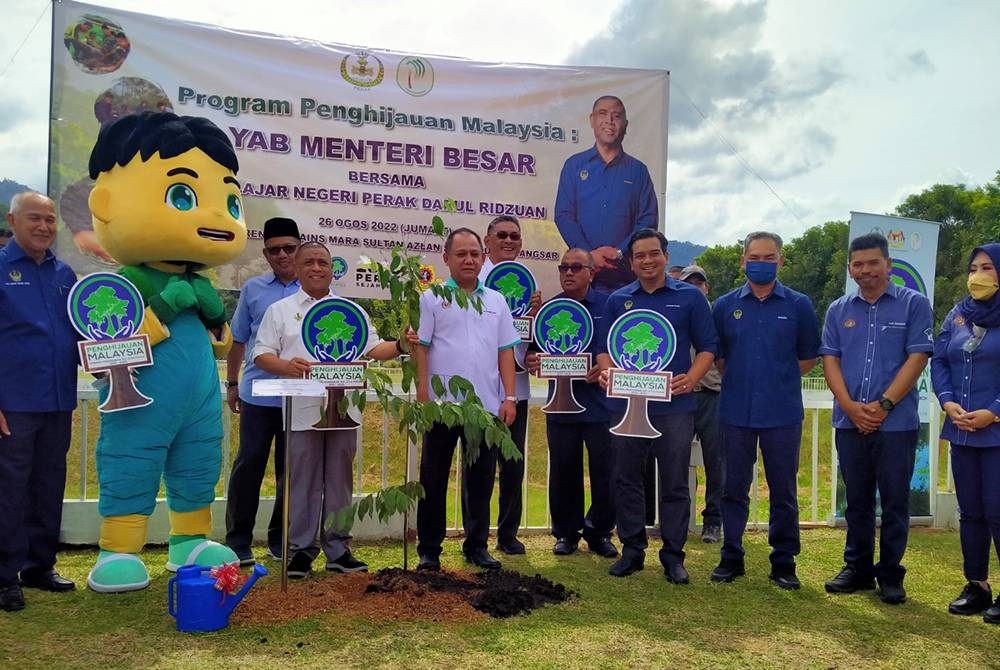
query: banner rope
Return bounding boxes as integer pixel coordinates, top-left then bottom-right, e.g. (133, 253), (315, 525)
(0, 0), (50, 82)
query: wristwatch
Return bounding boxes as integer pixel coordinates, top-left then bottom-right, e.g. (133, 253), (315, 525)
(878, 396), (895, 412)
(504, 396), (517, 402)
(226, 380), (239, 388)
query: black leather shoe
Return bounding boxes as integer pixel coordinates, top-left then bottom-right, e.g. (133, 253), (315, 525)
(0, 584), (25, 612)
(824, 565), (875, 594)
(496, 538), (526, 555)
(553, 538), (578, 556)
(984, 595), (1000, 624)
(710, 560), (745, 583)
(878, 581), (906, 604)
(608, 555), (644, 577)
(948, 582), (993, 615)
(19, 570), (75, 593)
(585, 536), (619, 558)
(701, 525), (722, 544)
(769, 568), (801, 590)
(416, 555), (441, 572)
(664, 563), (690, 585)
(464, 549), (502, 570)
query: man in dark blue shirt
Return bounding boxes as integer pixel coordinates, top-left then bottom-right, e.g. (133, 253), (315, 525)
(597, 230), (718, 583)
(711, 231), (820, 590)
(0, 192), (80, 612)
(821, 233), (933, 604)
(527, 248), (617, 558)
(554, 96), (658, 293)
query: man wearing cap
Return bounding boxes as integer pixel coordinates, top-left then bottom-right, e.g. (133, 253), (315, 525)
(680, 264), (724, 543)
(224, 217), (301, 565)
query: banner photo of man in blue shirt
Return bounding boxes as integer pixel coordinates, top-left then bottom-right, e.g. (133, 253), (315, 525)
(555, 96), (658, 293)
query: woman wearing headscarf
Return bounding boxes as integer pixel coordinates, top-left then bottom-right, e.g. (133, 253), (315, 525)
(931, 243), (1000, 624)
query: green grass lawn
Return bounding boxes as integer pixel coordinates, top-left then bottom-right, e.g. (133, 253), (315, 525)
(1, 529), (995, 670)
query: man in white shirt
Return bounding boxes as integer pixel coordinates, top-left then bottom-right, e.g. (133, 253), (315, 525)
(253, 242), (404, 578)
(414, 227), (520, 571)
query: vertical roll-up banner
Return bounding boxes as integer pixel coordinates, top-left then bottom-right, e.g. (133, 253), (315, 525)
(50, 1), (669, 299)
(837, 212), (940, 517)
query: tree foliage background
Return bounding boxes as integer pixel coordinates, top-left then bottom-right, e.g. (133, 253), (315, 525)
(694, 171), (1000, 329)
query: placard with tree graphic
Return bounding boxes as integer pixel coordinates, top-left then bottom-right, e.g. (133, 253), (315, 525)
(301, 297), (371, 430)
(533, 298), (593, 413)
(67, 272), (152, 412)
(605, 309), (676, 438)
(484, 261), (537, 342)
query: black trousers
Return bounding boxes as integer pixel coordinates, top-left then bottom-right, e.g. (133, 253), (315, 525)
(495, 399), (527, 543)
(417, 422), (497, 559)
(546, 420), (615, 541)
(224, 402), (286, 556)
(0, 411), (72, 587)
(614, 413), (694, 568)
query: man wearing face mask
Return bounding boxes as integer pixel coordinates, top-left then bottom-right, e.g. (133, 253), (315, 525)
(820, 233), (933, 605)
(710, 231), (821, 590)
(478, 215), (540, 555)
(932, 243), (1000, 624)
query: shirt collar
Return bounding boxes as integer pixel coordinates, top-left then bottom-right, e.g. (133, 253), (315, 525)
(738, 280), (787, 300)
(2, 238), (54, 265)
(293, 287), (334, 306)
(445, 277), (485, 294)
(584, 144), (631, 167)
(848, 281), (901, 304)
(626, 276), (679, 295)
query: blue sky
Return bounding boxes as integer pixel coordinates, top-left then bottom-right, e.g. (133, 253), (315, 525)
(3, 0), (998, 245)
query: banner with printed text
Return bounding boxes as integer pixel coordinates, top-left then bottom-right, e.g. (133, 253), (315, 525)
(49, 0), (669, 297)
(836, 211), (940, 517)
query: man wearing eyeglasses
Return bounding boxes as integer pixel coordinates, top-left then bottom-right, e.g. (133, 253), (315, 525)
(479, 215), (540, 555)
(224, 217), (301, 566)
(526, 249), (618, 558)
(554, 95), (658, 293)
(820, 233), (932, 604)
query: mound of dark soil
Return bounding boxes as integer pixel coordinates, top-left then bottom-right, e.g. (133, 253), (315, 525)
(366, 568), (576, 618)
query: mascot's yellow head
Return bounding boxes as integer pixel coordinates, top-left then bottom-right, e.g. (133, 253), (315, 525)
(88, 112), (247, 270)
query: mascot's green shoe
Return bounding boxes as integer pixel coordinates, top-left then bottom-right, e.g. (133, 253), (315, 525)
(87, 551), (150, 593)
(166, 538), (239, 572)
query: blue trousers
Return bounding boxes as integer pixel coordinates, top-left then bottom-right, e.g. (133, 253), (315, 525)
(613, 413), (694, 568)
(720, 422), (801, 568)
(0, 412), (71, 587)
(951, 444), (1000, 582)
(835, 428), (917, 583)
(417, 423), (497, 559)
(694, 390), (724, 526)
(546, 420), (615, 542)
(225, 402), (286, 557)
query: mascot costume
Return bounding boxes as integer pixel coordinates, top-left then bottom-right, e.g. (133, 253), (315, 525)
(85, 112), (246, 592)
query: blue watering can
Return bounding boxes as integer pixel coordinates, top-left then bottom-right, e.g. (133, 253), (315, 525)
(167, 563), (268, 632)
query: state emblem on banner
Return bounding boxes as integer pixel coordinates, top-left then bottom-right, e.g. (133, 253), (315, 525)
(341, 51), (384, 88)
(887, 229), (906, 249)
(396, 56), (434, 97)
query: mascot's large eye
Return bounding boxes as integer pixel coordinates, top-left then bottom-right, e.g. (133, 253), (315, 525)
(227, 193), (242, 220)
(165, 184), (197, 211)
